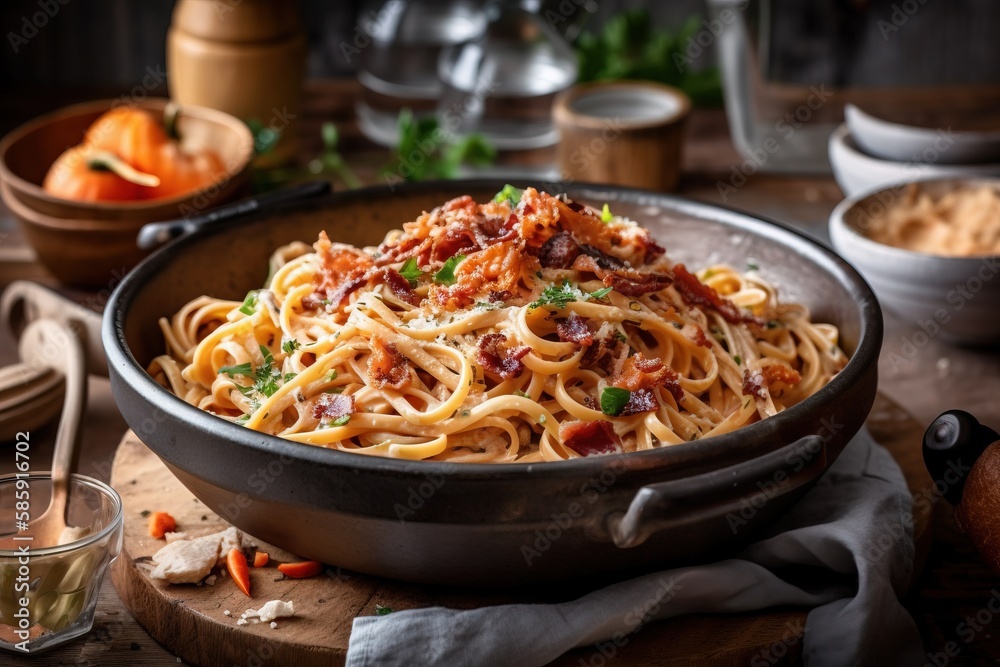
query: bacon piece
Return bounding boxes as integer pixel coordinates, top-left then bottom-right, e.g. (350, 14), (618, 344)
(314, 232), (375, 304)
(579, 244), (625, 270)
(560, 420), (622, 457)
(742, 370), (766, 399)
(376, 235), (430, 266)
(538, 231), (580, 268)
(619, 388), (658, 416)
(488, 290), (511, 303)
(602, 271), (673, 297)
(476, 333), (531, 380)
(581, 323), (626, 375)
(432, 243), (528, 309)
(442, 195), (477, 214)
(379, 268), (420, 305)
(368, 336), (410, 390)
(571, 254), (672, 297)
(672, 264), (763, 326)
(762, 365), (802, 387)
(432, 226), (480, 262)
(556, 313), (594, 347)
(326, 275), (368, 309)
(479, 212), (518, 243)
(312, 393), (355, 422)
(691, 326), (713, 349)
(611, 354), (684, 403)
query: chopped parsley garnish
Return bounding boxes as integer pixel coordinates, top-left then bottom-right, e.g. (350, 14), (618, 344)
(733, 355), (742, 365)
(284, 373), (297, 382)
(219, 362), (253, 378)
(538, 414), (547, 424)
(475, 301), (501, 310)
(433, 254), (466, 286)
(398, 257), (423, 287)
(281, 338), (300, 355)
(746, 260), (760, 272)
(218, 346), (283, 398)
(600, 387), (631, 416)
(493, 184), (522, 206)
(671, 322), (683, 330)
(513, 390), (529, 398)
(235, 414), (251, 424)
(614, 331), (628, 342)
(601, 203), (613, 223)
(325, 386), (344, 394)
(239, 290), (259, 316)
(767, 319), (782, 329)
(375, 604), (394, 616)
(531, 280), (581, 309)
(328, 369), (338, 382)
(331, 415), (350, 426)
(589, 286), (613, 300)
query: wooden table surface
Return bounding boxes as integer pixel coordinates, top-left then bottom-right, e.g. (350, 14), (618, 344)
(2, 79), (999, 665)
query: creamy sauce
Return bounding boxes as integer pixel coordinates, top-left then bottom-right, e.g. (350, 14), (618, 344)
(865, 184), (1000, 256)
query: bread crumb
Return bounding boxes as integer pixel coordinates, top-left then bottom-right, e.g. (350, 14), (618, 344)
(270, 622), (278, 629)
(205, 575), (217, 586)
(236, 619), (248, 626)
(223, 610), (231, 616)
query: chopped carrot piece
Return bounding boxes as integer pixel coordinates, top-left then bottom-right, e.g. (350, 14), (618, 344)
(277, 560), (322, 579)
(252, 551), (269, 568)
(226, 548), (251, 597)
(147, 512), (177, 539)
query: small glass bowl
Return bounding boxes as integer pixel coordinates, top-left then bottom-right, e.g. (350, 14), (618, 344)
(0, 473), (123, 653)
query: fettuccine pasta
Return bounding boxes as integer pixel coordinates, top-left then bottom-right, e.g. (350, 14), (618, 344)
(148, 187), (847, 462)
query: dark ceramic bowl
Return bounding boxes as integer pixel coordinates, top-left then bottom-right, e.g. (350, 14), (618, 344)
(102, 181), (882, 585)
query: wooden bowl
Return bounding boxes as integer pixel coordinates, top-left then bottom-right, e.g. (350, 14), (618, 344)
(0, 97), (254, 221)
(1, 180), (152, 288)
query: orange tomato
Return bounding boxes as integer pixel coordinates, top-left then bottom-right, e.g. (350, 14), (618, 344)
(148, 141), (226, 199)
(42, 146), (149, 202)
(82, 105), (225, 200)
(85, 107), (170, 174)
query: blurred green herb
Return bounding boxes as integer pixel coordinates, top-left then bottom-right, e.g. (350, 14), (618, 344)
(246, 119), (281, 156)
(309, 122), (362, 189)
(251, 122), (360, 191)
(575, 11), (723, 107)
(385, 109), (496, 182)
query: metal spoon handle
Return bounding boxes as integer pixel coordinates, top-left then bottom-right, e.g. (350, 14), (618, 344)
(19, 320), (87, 540)
(136, 179), (333, 250)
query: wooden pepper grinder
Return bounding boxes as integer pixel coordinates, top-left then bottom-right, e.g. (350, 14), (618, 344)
(924, 410), (1000, 569)
(167, 0), (306, 168)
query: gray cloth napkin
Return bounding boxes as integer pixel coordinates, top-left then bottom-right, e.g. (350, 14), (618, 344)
(347, 428), (924, 667)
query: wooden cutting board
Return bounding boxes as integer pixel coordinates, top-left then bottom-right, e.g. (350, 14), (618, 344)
(110, 393), (934, 667)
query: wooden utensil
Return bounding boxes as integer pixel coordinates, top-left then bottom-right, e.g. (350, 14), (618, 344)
(1, 280), (106, 376)
(18, 319), (88, 546)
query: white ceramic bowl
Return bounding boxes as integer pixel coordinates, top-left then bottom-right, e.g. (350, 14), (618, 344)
(829, 177), (1000, 346)
(845, 104), (1000, 165)
(828, 124), (1000, 197)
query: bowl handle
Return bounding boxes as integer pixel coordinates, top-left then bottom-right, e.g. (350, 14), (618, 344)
(923, 410), (1000, 505)
(0, 281), (107, 377)
(606, 434), (826, 548)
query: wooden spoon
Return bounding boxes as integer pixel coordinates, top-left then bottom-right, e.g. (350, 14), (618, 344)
(0, 280), (106, 377)
(18, 319), (88, 546)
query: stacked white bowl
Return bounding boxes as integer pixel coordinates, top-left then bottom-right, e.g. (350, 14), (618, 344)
(828, 108), (1000, 346)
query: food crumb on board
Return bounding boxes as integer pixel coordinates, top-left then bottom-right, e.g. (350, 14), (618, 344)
(270, 622), (278, 629)
(223, 610), (231, 616)
(205, 575), (217, 586)
(237, 619), (248, 626)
